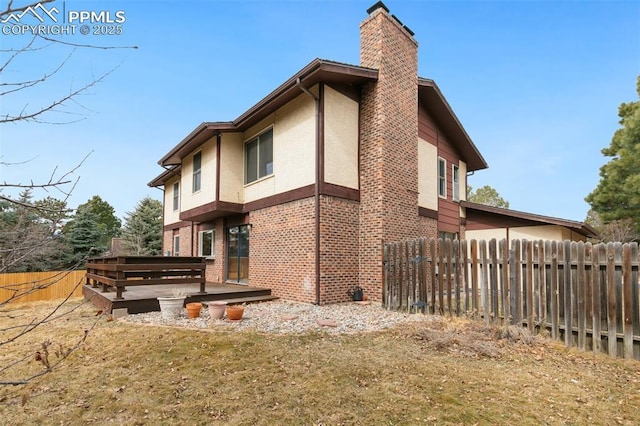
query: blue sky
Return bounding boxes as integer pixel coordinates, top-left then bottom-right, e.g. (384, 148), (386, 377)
(1, 0), (638, 223)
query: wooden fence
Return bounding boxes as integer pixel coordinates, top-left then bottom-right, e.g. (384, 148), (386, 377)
(382, 238), (640, 360)
(0, 270), (86, 304)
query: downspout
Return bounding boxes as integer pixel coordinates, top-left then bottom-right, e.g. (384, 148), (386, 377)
(296, 77), (321, 305)
(191, 221), (194, 256)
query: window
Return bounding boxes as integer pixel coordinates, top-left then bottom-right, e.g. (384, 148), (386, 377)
(172, 181), (180, 211)
(245, 128), (273, 184)
(192, 152), (202, 193)
(438, 231), (458, 242)
(198, 230), (214, 258)
(173, 235), (180, 256)
(438, 158), (446, 198)
(452, 164), (459, 201)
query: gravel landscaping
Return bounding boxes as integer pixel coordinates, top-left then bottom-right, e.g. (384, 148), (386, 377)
(121, 300), (431, 334)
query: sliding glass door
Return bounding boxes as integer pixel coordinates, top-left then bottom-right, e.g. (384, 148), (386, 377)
(226, 225), (249, 284)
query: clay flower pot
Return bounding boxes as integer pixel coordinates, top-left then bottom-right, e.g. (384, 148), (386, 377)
(207, 301), (227, 320)
(225, 305), (244, 321)
(186, 302), (202, 319)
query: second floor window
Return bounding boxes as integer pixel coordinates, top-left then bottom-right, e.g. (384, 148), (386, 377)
(438, 158), (446, 198)
(172, 181), (180, 211)
(452, 164), (459, 201)
(192, 152), (202, 193)
(245, 128), (273, 184)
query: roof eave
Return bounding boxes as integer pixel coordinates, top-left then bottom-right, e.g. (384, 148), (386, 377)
(233, 58), (377, 129)
(461, 201), (599, 239)
(148, 165), (182, 187)
(157, 59), (377, 167)
(158, 122), (236, 166)
(418, 78), (488, 172)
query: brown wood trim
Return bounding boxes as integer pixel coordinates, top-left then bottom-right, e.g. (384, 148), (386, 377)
(319, 83), (325, 185)
(319, 182), (360, 201)
(172, 184), (355, 225)
(165, 221), (192, 231)
(215, 132), (222, 202)
(180, 200), (243, 222)
(243, 184), (315, 212)
(226, 214), (249, 227)
(418, 207), (438, 220)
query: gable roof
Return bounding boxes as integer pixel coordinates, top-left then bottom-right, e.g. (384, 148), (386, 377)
(418, 78), (487, 172)
(158, 59), (378, 167)
(153, 60), (489, 180)
(462, 200), (599, 239)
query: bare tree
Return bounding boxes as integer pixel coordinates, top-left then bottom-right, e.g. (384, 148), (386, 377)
(0, 0), (135, 391)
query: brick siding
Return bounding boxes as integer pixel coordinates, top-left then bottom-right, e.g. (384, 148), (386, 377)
(319, 195), (360, 304)
(249, 197), (316, 302)
(359, 7), (420, 301)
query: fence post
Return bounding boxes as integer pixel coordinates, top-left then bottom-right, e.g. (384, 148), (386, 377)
(510, 240), (521, 326)
(525, 240), (534, 332)
(470, 239), (478, 319)
(500, 239), (510, 324)
(623, 243), (634, 359)
(606, 242), (617, 358)
(489, 239), (499, 324)
(563, 240), (572, 347)
(592, 243), (603, 355)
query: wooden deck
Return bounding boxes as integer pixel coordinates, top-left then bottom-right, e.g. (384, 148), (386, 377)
(83, 282), (277, 315)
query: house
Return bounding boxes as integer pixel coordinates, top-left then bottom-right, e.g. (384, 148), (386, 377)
(463, 201), (598, 244)
(149, 2), (489, 304)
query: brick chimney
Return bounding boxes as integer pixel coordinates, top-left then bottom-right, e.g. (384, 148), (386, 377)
(358, 2), (420, 299)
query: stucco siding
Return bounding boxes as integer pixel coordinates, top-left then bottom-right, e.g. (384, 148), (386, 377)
(243, 91), (316, 204)
(466, 225), (586, 243)
(181, 137), (217, 212)
(510, 225), (564, 242)
(219, 132), (244, 204)
(324, 85), (359, 189)
(163, 175), (181, 225)
(418, 137), (438, 210)
(465, 228), (508, 242)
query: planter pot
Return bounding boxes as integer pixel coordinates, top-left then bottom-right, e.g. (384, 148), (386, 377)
(208, 301), (227, 320)
(225, 305), (245, 321)
(186, 302), (202, 319)
(157, 296), (186, 320)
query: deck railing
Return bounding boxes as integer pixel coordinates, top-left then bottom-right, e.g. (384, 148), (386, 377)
(85, 256), (206, 300)
(382, 238), (640, 360)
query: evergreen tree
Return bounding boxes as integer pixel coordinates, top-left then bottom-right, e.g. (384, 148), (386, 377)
(586, 76), (640, 236)
(0, 190), (71, 272)
(121, 197), (163, 255)
(69, 195), (121, 252)
(65, 208), (104, 267)
(467, 185), (510, 208)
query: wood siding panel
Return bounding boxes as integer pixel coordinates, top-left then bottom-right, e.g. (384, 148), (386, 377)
(420, 104), (463, 234)
(418, 104), (437, 145)
(438, 198), (460, 233)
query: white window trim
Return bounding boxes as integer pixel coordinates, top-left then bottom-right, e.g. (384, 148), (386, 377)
(244, 126), (274, 185)
(173, 235), (180, 257)
(172, 181), (180, 211)
(192, 151), (202, 193)
(438, 157), (447, 199)
(198, 229), (215, 259)
(452, 164), (459, 202)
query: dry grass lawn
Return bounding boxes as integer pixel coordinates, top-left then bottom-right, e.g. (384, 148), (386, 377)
(1, 298), (640, 425)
